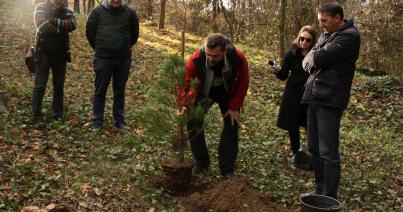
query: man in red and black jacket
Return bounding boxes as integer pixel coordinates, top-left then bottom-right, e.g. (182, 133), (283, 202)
(180, 33), (249, 179)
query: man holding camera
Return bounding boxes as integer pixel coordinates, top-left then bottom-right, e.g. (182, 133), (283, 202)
(32, 0), (77, 121)
(302, 3), (360, 199)
(179, 33), (249, 179)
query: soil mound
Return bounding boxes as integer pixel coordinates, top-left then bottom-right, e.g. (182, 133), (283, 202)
(180, 176), (278, 211)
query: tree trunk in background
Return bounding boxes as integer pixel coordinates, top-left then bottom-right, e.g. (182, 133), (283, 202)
(248, 0), (253, 33)
(212, 0), (219, 32)
(159, 0), (167, 29)
(279, 0), (286, 59)
(83, 0), (87, 14)
(146, 0), (153, 19)
(88, 0), (95, 13)
(74, 0), (80, 13)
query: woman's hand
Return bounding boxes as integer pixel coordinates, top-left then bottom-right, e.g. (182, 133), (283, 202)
(271, 66), (281, 74)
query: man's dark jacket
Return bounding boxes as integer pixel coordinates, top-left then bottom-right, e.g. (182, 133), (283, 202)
(85, 2), (139, 59)
(302, 20), (360, 109)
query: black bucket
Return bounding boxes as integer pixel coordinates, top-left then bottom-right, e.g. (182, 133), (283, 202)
(300, 193), (341, 212)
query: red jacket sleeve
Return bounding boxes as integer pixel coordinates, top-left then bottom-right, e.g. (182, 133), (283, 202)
(179, 50), (200, 108)
(229, 49), (250, 111)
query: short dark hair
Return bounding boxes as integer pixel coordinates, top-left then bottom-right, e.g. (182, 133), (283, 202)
(319, 2), (344, 20)
(204, 33), (229, 50)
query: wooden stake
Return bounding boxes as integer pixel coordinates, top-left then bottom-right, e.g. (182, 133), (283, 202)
(181, 31), (185, 59)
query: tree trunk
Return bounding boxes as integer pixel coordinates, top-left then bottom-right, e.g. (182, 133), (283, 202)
(74, 0), (80, 13)
(248, 0), (253, 33)
(88, 0), (95, 13)
(146, 0), (153, 19)
(211, 0), (219, 32)
(159, 0), (167, 29)
(83, 0), (87, 14)
(279, 0), (286, 59)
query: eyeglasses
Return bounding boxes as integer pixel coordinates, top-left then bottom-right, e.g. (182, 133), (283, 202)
(299, 36), (313, 43)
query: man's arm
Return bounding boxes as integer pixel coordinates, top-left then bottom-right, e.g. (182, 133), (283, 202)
(85, 8), (99, 49)
(53, 8), (77, 33)
(311, 32), (360, 69)
(129, 8), (139, 46)
(229, 49), (250, 111)
(34, 3), (57, 33)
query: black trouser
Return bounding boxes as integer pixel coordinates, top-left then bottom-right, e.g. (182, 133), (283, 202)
(92, 56), (131, 127)
(187, 85), (239, 175)
(307, 104), (343, 199)
(32, 51), (66, 118)
(288, 129), (301, 155)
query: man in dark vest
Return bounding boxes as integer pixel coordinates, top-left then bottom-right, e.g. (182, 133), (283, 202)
(302, 3), (360, 199)
(86, 0), (139, 133)
(32, 0), (76, 121)
(179, 33), (250, 179)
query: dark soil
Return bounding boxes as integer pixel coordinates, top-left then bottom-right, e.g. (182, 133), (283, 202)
(161, 159), (192, 192)
(180, 175), (279, 211)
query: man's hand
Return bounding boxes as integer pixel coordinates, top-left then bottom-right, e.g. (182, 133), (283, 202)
(224, 110), (240, 126)
(176, 107), (187, 116)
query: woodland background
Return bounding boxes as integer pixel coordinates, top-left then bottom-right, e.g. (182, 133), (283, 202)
(0, 0), (401, 211)
(65, 0), (402, 76)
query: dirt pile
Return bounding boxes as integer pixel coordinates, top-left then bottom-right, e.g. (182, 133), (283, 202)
(180, 176), (278, 211)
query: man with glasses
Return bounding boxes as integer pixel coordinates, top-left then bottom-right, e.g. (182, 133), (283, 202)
(302, 3), (360, 199)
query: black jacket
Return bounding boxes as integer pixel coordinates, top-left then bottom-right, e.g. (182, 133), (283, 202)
(302, 20), (360, 109)
(276, 44), (309, 130)
(85, 3), (139, 59)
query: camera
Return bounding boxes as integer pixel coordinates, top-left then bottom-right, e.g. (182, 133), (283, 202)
(268, 60), (279, 68)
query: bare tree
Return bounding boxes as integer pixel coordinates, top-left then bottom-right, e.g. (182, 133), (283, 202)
(88, 0), (95, 13)
(279, 0), (286, 59)
(159, 0), (167, 29)
(74, 0), (80, 13)
(211, 0), (219, 32)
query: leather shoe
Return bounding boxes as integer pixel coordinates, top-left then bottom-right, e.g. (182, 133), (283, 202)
(192, 164), (209, 174)
(91, 124), (102, 133)
(222, 172), (234, 180)
(116, 124), (131, 133)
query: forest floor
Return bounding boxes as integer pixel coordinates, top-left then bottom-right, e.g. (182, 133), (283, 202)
(0, 0), (401, 211)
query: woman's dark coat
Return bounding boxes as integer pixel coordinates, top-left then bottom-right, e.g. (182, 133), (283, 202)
(275, 44), (309, 131)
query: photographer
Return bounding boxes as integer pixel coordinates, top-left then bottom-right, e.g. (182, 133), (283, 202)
(270, 25), (317, 160)
(32, 0), (76, 121)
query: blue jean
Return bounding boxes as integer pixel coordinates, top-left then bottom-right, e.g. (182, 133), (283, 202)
(32, 52), (66, 118)
(92, 56), (131, 127)
(307, 104), (343, 199)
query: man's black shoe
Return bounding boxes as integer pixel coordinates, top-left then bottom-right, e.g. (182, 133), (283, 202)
(91, 124), (102, 133)
(192, 164), (209, 174)
(222, 172), (234, 180)
(54, 115), (63, 121)
(116, 124), (131, 133)
(33, 113), (44, 122)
